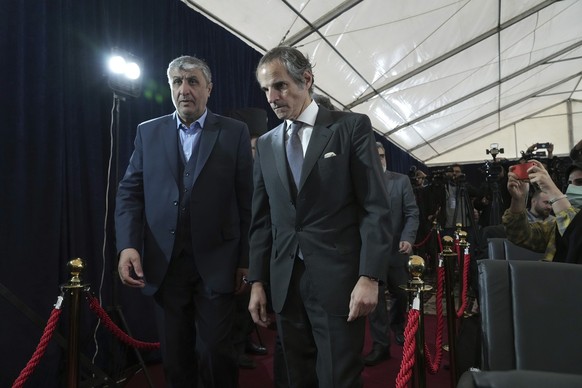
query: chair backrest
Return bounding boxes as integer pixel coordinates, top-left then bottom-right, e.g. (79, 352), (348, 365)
(478, 260), (582, 374)
(486, 238), (544, 261)
(487, 238), (506, 260)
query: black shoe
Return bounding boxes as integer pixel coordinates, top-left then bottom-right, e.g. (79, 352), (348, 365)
(395, 333), (405, 346)
(363, 345), (391, 366)
(245, 340), (267, 355)
(238, 354), (257, 369)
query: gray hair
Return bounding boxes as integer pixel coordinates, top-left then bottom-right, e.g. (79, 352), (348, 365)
(167, 56), (212, 85)
(256, 46), (314, 94)
(312, 93), (335, 110)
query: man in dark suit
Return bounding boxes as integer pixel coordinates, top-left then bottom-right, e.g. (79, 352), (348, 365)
(115, 55), (253, 388)
(364, 142), (419, 366)
(247, 46), (392, 388)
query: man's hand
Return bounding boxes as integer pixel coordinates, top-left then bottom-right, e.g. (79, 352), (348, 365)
(507, 165), (530, 212)
(234, 267), (249, 295)
(399, 241), (413, 255)
(526, 160), (561, 198)
(347, 276), (379, 322)
(118, 248), (145, 288)
(248, 282), (271, 328)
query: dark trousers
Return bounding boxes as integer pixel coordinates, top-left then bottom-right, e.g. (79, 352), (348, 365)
(368, 261), (408, 348)
(153, 253), (237, 388)
(232, 290), (255, 357)
(277, 259), (365, 388)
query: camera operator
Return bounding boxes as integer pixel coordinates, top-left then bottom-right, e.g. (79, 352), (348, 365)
(428, 163), (480, 238)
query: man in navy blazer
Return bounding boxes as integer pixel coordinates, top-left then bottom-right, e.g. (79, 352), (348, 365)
(248, 46), (392, 388)
(115, 56), (253, 387)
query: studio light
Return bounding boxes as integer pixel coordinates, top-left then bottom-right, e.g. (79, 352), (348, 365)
(107, 48), (142, 98)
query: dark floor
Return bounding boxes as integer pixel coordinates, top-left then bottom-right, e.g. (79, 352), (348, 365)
(125, 313), (454, 388)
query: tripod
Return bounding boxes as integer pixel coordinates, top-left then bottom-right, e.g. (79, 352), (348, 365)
(450, 177), (480, 247)
(485, 175), (504, 226)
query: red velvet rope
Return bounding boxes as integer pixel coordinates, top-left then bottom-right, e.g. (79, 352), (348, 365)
(12, 307), (62, 388)
(424, 265), (445, 374)
(87, 294), (160, 350)
(456, 250), (471, 318)
(395, 308), (420, 388)
(413, 227), (434, 248)
(436, 230), (443, 252)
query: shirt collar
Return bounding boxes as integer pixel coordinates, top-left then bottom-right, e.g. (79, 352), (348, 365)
(285, 99), (319, 129)
(175, 109), (208, 131)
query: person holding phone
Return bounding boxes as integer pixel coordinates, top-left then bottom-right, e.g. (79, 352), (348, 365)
(502, 160), (582, 264)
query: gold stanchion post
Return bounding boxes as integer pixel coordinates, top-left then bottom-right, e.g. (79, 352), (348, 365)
(441, 236), (458, 387)
(61, 258), (90, 388)
(402, 255), (433, 388)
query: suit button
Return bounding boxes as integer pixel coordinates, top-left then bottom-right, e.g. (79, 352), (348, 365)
(173, 201), (178, 206)
(170, 229), (175, 235)
(185, 172), (190, 177)
(295, 226), (302, 232)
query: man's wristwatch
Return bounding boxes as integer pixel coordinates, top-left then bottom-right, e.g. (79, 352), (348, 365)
(243, 277), (263, 285)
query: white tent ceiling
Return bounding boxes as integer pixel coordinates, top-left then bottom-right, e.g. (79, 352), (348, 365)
(182, 0), (582, 166)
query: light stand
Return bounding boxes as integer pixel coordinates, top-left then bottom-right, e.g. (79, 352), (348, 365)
(99, 50), (155, 387)
(484, 144), (505, 226)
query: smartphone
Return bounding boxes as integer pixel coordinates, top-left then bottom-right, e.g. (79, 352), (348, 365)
(512, 162), (534, 180)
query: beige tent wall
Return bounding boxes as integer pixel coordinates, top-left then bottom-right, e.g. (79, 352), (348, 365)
(427, 100), (582, 166)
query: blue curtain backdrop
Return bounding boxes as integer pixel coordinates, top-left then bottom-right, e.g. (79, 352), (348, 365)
(0, 0), (422, 386)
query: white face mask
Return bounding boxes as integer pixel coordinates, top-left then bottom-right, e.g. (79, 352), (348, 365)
(565, 184), (582, 209)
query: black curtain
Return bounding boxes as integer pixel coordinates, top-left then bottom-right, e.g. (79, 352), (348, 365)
(0, 1), (419, 386)
(0, 1), (270, 386)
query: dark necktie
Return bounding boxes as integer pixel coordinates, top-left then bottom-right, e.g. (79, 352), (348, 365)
(286, 121), (303, 188)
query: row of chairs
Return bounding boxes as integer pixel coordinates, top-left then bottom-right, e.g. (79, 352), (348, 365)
(457, 238), (582, 387)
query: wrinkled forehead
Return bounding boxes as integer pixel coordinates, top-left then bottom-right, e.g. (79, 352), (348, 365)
(169, 66), (202, 78)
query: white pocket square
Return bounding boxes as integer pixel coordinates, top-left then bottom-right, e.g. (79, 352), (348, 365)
(324, 152), (337, 158)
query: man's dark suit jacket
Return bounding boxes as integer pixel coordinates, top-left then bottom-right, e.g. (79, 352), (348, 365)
(115, 110), (253, 295)
(248, 107), (392, 315)
(384, 171), (419, 266)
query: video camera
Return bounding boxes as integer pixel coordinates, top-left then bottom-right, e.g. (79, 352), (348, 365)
(522, 142), (552, 160)
(485, 143), (504, 161)
(425, 166), (453, 187)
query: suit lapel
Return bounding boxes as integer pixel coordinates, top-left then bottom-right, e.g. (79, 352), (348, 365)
(385, 171), (394, 198)
(191, 110), (219, 185)
(162, 114), (179, 183)
(298, 109), (334, 191)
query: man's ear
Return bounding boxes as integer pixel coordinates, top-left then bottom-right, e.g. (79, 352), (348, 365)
(303, 71), (313, 89)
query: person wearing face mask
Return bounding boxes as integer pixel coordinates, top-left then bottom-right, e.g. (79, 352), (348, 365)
(502, 160), (582, 264)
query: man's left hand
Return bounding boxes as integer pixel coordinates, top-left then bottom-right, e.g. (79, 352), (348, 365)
(399, 241), (413, 255)
(347, 276), (379, 322)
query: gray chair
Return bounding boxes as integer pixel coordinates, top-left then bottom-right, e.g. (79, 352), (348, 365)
(487, 238), (544, 261)
(458, 260), (582, 387)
